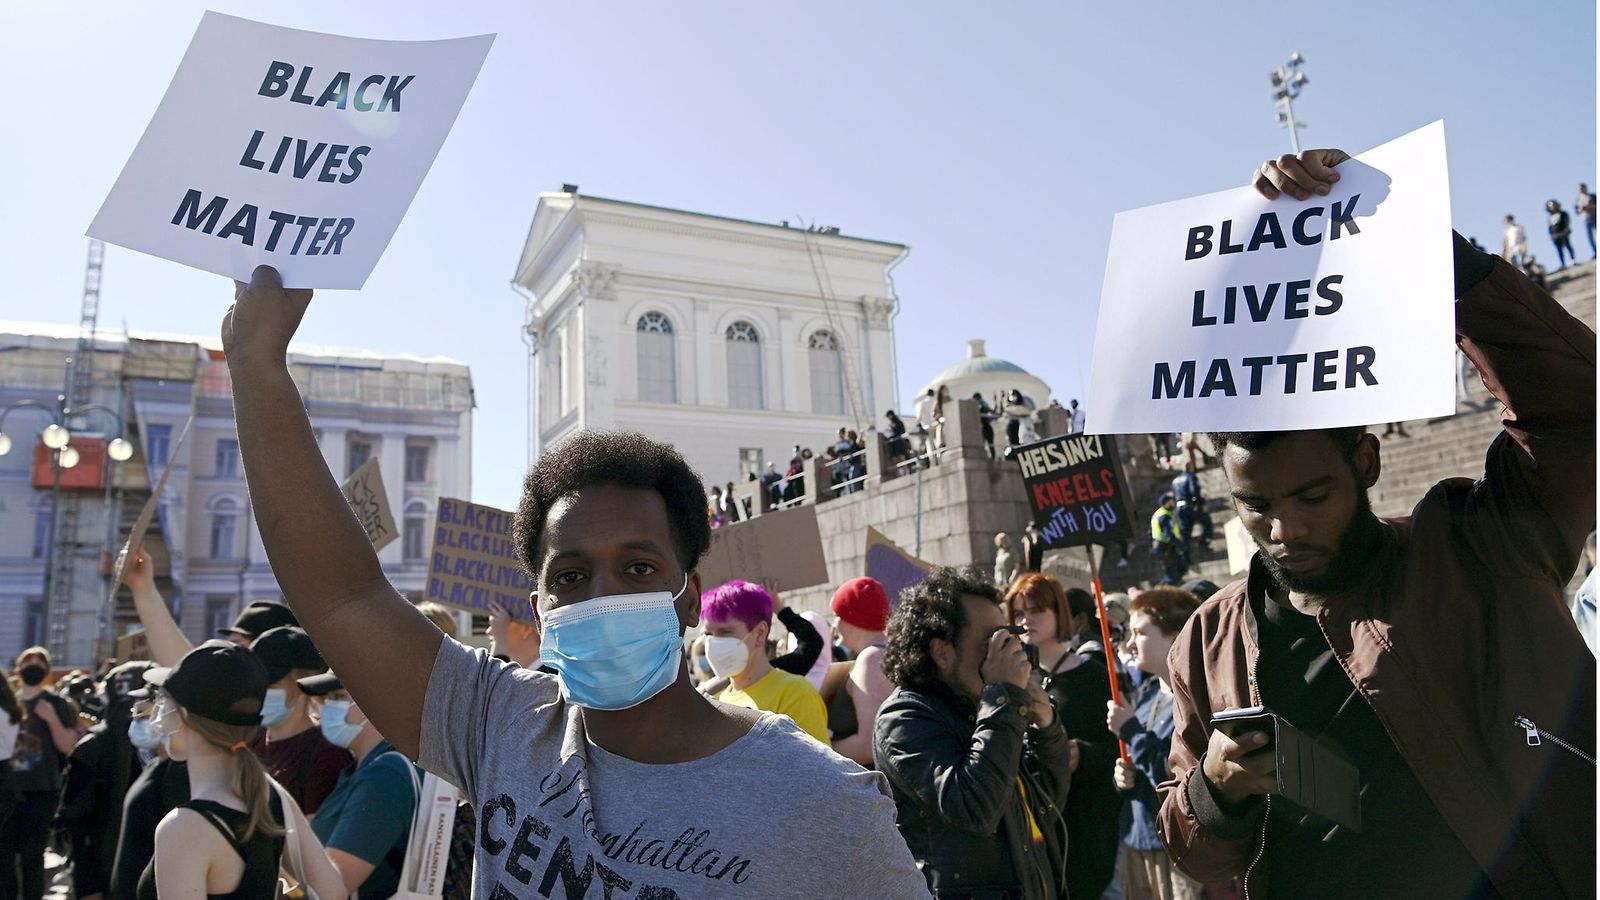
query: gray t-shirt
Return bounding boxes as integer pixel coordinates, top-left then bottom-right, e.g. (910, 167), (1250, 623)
(419, 639), (932, 899)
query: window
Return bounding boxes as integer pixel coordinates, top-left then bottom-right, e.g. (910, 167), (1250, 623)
(32, 501), (53, 559)
(347, 438), (373, 476)
(215, 439), (240, 478)
(725, 322), (765, 410)
(739, 448), (763, 483)
(24, 597), (45, 648)
(210, 498), (239, 559)
(205, 596), (234, 637)
(146, 424), (172, 468)
(636, 312), (678, 404)
(405, 444), (430, 483)
(808, 330), (846, 415)
(404, 501), (428, 562)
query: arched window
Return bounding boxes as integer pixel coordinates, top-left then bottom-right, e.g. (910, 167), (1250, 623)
(209, 497), (239, 559)
(404, 500), (429, 562)
(808, 330), (846, 416)
(725, 321), (765, 410)
(636, 312), (678, 403)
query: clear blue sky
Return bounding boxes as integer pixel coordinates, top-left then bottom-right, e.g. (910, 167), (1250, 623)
(4, 1), (1593, 511)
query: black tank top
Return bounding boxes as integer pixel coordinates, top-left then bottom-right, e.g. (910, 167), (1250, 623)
(136, 794), (286, 900)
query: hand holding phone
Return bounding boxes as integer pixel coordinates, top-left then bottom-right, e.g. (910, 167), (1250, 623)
(1203, 708), (1278, 806)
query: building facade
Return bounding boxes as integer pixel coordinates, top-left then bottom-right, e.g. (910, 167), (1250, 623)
(512, 190), (907, 487)
(0, 322), (472, 667)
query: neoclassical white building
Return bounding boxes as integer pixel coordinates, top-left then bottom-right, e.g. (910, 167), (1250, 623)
(512, 190), (908, 486)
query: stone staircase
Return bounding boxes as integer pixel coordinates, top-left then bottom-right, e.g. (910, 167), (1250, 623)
(1079, 260), (1596, 593)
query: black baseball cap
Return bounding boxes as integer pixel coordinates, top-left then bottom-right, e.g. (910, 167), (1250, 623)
(249, 626), (326, 683)
(144, 640), (269, 726)
(296, 671), (343, 696)
(105, 660), (156, 701)
(219, 601), (299, 640)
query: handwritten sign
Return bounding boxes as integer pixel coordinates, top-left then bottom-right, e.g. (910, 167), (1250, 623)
(1086, 121), (1454, 432)
(109, 417), (193, 603)
(698, 506), (831, 594)
(88, 12), (494, 289)
(1013, 433), (1135, 550)
(341, 457), (396, 551)
(425, 497), (533, 621)
(864, 527), (931, 608)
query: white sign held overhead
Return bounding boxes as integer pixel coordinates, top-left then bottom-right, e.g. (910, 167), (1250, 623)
(1086, 121), (1455, 434)
(88, 12), (494, 289)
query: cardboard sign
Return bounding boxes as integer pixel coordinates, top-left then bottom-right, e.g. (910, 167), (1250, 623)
(341, 457), (397, 551)
(88, 12), (494, 289)
(109, 417), (193, 603)
(1086, 121), (1454, 432)
(114, 629), (151, 663)
(425, 498), (533, 620)
(864, 527), (932, 607)
(697, 505), (831, 594)
(1013, 433), (1135, 550)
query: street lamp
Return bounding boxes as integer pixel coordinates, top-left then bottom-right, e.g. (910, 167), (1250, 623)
(1270, 52), (1309, 154)
(0, 399), (134, 465)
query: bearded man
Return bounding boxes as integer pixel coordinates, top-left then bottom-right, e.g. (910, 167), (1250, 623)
(1157, 149), (1595, 899)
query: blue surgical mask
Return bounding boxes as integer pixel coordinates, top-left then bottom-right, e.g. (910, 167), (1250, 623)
(260, 689), (291, 727)
(318, 700), (365, 749)
(537, 575), (688, 710)
(128, 719), (161, 751)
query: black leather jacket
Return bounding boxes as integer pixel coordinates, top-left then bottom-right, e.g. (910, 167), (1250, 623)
(874, 681), (1073, 899)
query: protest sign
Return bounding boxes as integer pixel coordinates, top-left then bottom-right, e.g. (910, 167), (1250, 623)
(88, 12), (494, 289)
(114, 629), (151, 663)
(1012, 433), (1135, 550)
(864, 527), (931, 607)
(109, 417), (193, 604)
(1086, 121), (1454, 433)
(425, 498), (533, 621)
(341, 457), (397, 551)
(698, 506), (831, 595)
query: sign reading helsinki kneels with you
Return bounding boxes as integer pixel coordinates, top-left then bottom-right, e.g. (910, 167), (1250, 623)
(88, 13), (494, 289)
(1086, 121), (1455, 433)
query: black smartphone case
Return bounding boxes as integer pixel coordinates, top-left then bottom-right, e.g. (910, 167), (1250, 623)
(1212, 709), (1364, 832)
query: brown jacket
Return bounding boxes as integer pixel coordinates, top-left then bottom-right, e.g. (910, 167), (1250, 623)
(1157, 252), (1596, 899)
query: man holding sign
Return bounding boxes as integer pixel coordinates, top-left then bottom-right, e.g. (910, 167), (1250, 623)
(220, 268), (931, 898)
(1157, 149), (1595, 899)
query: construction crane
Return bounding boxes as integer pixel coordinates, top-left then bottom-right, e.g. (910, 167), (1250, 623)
(44, 239), (105, 659)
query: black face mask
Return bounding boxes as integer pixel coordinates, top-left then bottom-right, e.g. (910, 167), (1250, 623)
(18, 665), (47, 687)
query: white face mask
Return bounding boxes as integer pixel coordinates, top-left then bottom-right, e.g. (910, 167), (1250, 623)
(704, 635), (752, 679)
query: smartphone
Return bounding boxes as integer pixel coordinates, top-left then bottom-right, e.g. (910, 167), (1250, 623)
(1209, 706), (1276, 746)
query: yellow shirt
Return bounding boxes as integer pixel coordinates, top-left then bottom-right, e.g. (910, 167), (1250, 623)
(718, 668), (830, 744)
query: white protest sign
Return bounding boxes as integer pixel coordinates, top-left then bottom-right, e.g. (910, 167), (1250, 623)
(88, 13), (494, 289)
(1086, 121), (1454, 433)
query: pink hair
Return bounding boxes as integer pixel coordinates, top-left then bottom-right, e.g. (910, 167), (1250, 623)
(700, 580), (774, 630)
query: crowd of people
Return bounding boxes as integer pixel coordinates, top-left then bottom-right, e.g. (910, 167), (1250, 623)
(1498, 180), (1596, 288)
(0, 146), (1591, 900)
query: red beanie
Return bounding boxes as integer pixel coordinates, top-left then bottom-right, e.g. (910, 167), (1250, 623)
(831, 577), (890, 632)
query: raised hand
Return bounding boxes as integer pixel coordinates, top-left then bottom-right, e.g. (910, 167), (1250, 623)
(222, 266), (314, 366)
(1253, 149), (1351, 201)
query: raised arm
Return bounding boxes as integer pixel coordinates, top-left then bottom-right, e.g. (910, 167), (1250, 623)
(770, 605), (823, 676)
(222, 266), (442, 758)
(121, 546), (193, 668)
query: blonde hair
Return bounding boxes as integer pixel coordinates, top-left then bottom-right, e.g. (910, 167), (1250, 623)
(994, 532), (1012, 550)
(178, 709), (285, 841)
(415, 602), (460, 638)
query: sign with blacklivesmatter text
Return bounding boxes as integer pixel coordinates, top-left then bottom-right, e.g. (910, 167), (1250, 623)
(1086, 121), (1455, 433)
(426, 497), (533, 621)
(1014, 433), (1134, 550)
(88, 13), (493, 289)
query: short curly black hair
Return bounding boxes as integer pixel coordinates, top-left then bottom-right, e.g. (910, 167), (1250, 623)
(512, 431), (712, 576)
(882, 566), (1002, 693)
(1207, 427), (1367, 467)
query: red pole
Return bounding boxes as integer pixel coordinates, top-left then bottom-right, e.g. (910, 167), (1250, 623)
(1086, 545), (1130, 762)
